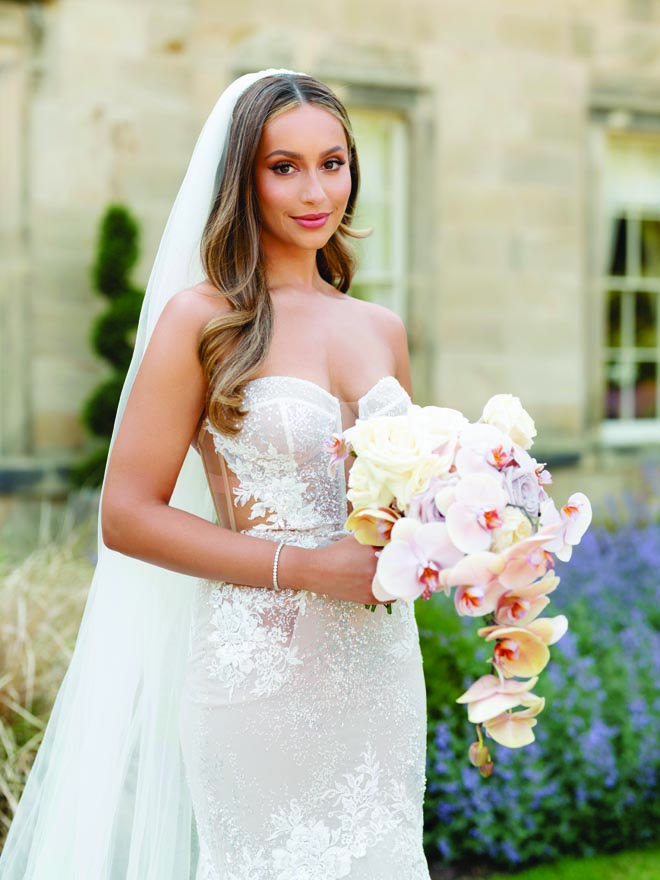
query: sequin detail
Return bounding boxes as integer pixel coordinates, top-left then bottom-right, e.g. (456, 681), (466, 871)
(179, 375), (431, 879)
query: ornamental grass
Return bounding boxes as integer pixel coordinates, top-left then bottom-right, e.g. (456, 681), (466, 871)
(0, 513), (93, 848)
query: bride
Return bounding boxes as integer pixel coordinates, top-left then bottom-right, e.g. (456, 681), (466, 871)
(0, 70), (431, 879)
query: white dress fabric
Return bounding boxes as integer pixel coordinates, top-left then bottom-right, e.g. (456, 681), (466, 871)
(178, 374), (431, 880)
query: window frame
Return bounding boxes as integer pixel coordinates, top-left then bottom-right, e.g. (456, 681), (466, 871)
(347, 106), (410, 318)
(590, 114), (660, 445)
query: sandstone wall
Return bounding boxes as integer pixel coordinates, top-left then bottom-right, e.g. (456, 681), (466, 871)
(3, 0), (660, 501)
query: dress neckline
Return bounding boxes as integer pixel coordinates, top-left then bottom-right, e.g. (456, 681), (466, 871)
(197, 374), (408, 447)
(242, 373), (402, 406)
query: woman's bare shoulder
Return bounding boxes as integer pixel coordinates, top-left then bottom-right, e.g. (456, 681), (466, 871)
(164, 281), (232, 332)
(344, 295), (407, 338)
(342, 296), (411, 392)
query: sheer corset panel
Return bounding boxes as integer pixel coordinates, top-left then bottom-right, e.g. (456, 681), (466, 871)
(195, 374), (412, 538)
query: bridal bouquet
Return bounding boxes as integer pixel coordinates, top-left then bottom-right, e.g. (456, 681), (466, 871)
(324, 394), (592, 775)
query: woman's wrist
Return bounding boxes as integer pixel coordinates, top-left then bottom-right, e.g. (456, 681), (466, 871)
(275, 543), (322, 593)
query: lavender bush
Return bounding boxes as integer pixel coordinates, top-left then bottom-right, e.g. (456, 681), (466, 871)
(419, 500), (660, 869)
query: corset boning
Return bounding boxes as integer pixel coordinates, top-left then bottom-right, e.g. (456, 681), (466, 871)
(196, 375), (413, 548)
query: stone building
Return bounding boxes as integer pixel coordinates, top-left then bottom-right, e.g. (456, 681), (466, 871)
(2, 0), (660, 507)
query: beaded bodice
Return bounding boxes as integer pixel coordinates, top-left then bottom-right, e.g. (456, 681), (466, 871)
(196, 374), (412, 539)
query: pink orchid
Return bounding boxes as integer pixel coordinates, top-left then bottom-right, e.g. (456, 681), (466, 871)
(372, 518), (463, 603)
(540, 493), (592, 562)
(344, 506), (402, 547)
(535, 462), (552, 486)
(455, 424), (517, 478)
(483, 694), (546, 748)
(454, 581), (508, 617)
(323, 433), (351, 477)
(456, 673), (539, 724)
(444, 473), (509, 554)
(513, 571), (560, 599)
(494, 591), (550, 627)
(526, 614), (569, 645)
(479, 614), (568, 678)
(439, 550), (505, 591)
(497, 525), (559, 591)
(477, 624), (551, 678)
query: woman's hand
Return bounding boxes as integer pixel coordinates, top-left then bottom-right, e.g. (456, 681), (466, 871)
(299, 535), (394, 606)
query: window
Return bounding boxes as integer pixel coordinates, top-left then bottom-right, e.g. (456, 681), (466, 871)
(348, 108), (409, 318)
(602, 133), (660, 442)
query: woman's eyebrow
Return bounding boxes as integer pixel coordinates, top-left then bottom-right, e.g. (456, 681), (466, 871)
(264, 144), (346, 160)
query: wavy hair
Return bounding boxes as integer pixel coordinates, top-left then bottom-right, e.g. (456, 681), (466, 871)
(198, 73), (365, 435)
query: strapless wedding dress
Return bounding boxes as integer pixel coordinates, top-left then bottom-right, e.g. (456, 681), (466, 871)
(178, 375), (431, 879)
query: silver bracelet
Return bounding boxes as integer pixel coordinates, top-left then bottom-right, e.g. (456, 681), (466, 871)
(272, 540), (286, 591)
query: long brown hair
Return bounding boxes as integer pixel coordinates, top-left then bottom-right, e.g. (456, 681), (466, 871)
(198, 73), (365, 435)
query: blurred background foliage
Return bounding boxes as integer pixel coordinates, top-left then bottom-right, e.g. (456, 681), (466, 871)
(69, 205), (144, 488)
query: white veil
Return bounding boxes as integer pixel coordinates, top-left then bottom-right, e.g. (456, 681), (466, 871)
(0, 68), (301, 880)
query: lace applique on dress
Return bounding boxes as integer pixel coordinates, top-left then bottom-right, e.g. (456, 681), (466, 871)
(269, 744), (412, 873)
(204, 583), (305, 699)
(196, 744), (427, 880)
(202, 378), (346, 535)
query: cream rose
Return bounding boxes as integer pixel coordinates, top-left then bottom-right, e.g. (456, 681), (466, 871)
(343, 414), (433, 498)
(397, 455), (447, 512)
(481, 394), (536, 450)
(408, 405), (467, 474)
(347, 457), (393, 510)
(490, 506), (533, 553)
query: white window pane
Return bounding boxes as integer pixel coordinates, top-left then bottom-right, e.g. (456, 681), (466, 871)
(349, 108), (408, 316)
(602, 133), (660, 425)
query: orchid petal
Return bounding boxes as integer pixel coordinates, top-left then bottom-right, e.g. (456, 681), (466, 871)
(468, 692), (527, 724)
(527, 614), (569, 645)
(484, 713), (538, 748)
(480, 625), (551, 678)
(344, 506), (400, 546)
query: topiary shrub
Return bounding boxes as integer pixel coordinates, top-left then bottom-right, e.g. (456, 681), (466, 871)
(71, 205), (144, 487)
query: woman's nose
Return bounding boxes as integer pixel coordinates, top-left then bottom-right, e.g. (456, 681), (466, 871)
(300, 171), (325, 204)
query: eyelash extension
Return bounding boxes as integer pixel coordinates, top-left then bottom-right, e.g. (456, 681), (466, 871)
(270, 158), (346, 174)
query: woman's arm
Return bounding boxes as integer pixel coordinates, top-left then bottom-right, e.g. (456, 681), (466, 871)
(100, 288), (316, 592)
(102, 287), (393, 605)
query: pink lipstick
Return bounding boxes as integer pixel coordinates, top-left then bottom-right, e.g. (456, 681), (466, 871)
(291, 212), (330, 229)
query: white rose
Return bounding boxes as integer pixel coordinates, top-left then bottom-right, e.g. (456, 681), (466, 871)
(490, 506), (533, 553)
(347, 457), (393, 510)
(481, 394), (536, 450)
(344, 414), (432, 493)
(397, 455), (447, 512)
(408, 405), (467, 474)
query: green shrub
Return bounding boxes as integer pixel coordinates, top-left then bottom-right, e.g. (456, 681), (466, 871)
(71, 205), (144, 487)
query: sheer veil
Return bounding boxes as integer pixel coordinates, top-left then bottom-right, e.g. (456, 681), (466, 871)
(0, 68), (301, 879)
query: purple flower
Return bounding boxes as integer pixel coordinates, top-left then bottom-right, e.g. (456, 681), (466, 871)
(407, 475), (448, 523)
(502, 466), (543, 518)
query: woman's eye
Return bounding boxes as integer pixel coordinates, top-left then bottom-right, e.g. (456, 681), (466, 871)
(324, 158), (345, 171)
(272, 162), (295, 175)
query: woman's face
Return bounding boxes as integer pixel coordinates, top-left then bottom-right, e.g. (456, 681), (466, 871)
(254, 103), (353, 254)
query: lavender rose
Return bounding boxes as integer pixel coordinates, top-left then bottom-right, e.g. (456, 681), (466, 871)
(503, 467), (544, 519)
(407, 475), (450, 523)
